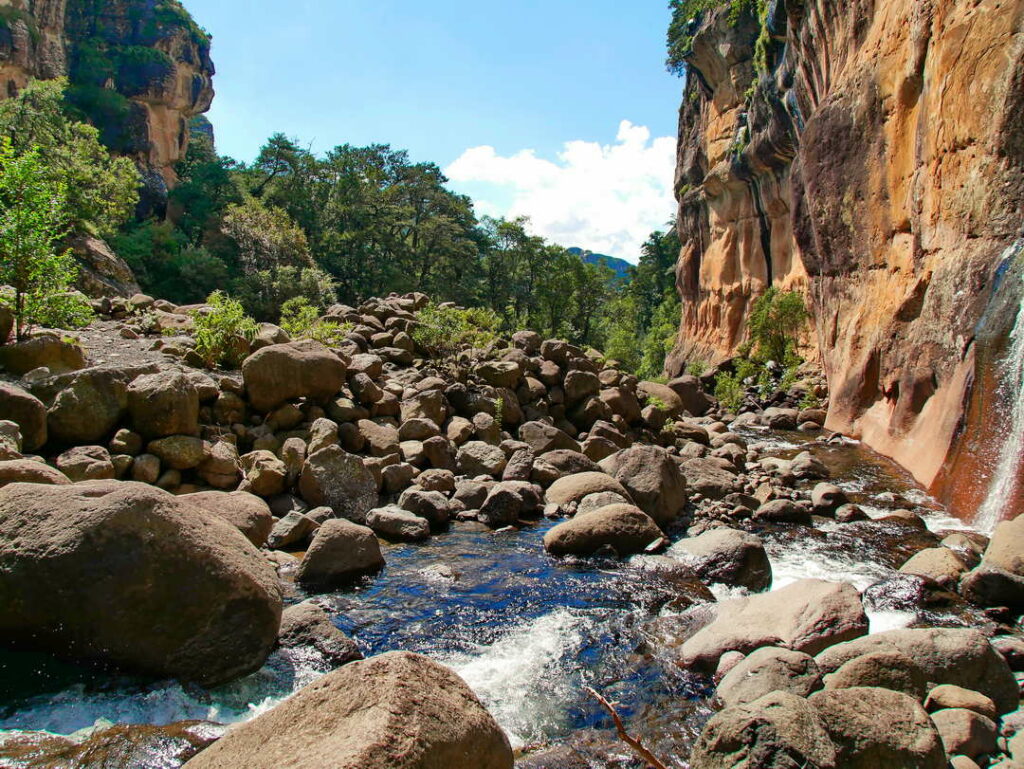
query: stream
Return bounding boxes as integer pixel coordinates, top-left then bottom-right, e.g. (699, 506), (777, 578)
(0, 429), (992, 768)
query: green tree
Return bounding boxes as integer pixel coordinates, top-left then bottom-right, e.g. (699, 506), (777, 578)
(747, 287), (809, 363)
(0, 78), (139, 238)
(0, 140), (92, 339)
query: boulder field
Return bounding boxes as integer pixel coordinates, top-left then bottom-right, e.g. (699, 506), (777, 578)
(2, 290), (1024, 767)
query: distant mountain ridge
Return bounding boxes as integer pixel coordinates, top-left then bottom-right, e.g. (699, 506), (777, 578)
(567, 247), (633, 281)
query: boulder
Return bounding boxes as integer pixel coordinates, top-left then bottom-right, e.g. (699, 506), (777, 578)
(542, 503), (662, 557)
(397, 488), (450, 529)
(127, 371), (200, 439)
(296, 519), (385, 588)
(456, 441), (507, 477)
(670, 528), (772, 592)
(55, 445), (115, 482)
(241, 341), (346, 413)
(182, 652), (513, 769)
(239, 450), (288, 498)
(637, 381), (683, 414)
(716, 647), (823, 707)
(268, 510), (320, 550)
(809, 687), (946, 768)
(148, 436), (208, 470)
(0, 481), (281, 685)
(600, 445), (686, 527)
(277, 601), (362, 668)
(690, 691), (837, 769)
(0, 336), (85, 375)
(666, 375), (714, 416)
(811, 483), (848, 515)
(929, 708), (997, 759)
(679, 579), (868, 671)
(563, 370), (600, 405)
(545, 472), (631, 507)
(0, 459), (70, 488)
(815, 628), (1018, 715)
(961, 515), (1024, 607)
(298, 446), (378, 524)
(476, 361), (522, 389)
(924, 685), (997, 720)
(45, 367), (128, 445)
(366, 505), (431, 542)
(518, 421), (580, 454)
(754, 499), (812, 525)
(0, 383), (46, 451)
(899, 547), (968, 588)
(823, 651), (927, 699)
(679, 457), (741, 500)
(184, 491), (274, 548)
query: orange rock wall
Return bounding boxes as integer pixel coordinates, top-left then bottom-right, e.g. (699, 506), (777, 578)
(670, 0), (1024, 517)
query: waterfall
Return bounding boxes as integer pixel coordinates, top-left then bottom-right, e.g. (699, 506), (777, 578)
(974, 242), (1024, 533)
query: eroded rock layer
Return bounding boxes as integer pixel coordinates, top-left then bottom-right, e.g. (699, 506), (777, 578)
(669, 0), (1024, 520)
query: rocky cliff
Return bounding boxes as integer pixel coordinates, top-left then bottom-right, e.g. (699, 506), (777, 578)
(669, 0), (1024, 522)
(0, 0), (214, 212)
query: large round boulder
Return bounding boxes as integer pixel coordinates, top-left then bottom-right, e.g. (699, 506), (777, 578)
(295, 519), (385, 589)
(679, 579), (868, 671)
(298, 446), (378, 524)
(277, 601), (362, 668)
(599, 445), (686, 527)
(814, 628), (1019, 715)
(670, 528), (772, 591)
(545, 472), (631, 508)
(0, 481), (282, 685)
(183, 490), (274, 548)
(241, 341), (346, 413)
(45, 367), (128, 445)
(690, 691), (837, 769)
(0, 383), (47, 451)
(716, 647), (822, 707)
(809, 687), (946, 768)
(127, 371), (200, 439)
(543, 503), (662, 557)
(182, 651), (513, 769)
(0, 336), (85, 375)
(0, 459), (70, 488)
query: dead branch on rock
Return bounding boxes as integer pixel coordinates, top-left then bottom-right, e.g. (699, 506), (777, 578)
(586, 686), (670, 769)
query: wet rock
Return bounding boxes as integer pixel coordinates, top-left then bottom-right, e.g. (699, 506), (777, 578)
(55, 445), (115, 482)
(961, 515), (1024, 608)
(397, 488), (450, 529)
(679, 579), (868, 671)
(0, 383), (46, 451)
(366, 505), (431, 542)
(599, 444), (686, 527)
(823, 651), (927, 699)
(992, 636), (1024, 671)
(298, 446), (378, 524)
(716, 647), (822, 707)
(182, 651), (513, 769)
(0, 480), (281, 685)
(812, 483), (848, 515)
(929, 708), (997, 759)
(791, 451), (829, 479)
(815, 628), (1019, 715)
(184, 490), (274, 548)
(295, 519), (384, 589)
(241, 340), (346, 412)
(127, 370), (200, 439)
(836, 504), (869, 523)
(925, 685), (997, 720)
(478, 484), (524, 528)
(545, 472), (631, 507)
(754, 498), (812, 525)
(670, 528), (772, 591)
(809, 687), (946, 768)
(543, 503), (662, 557)
(690, 691), (837, 769)
(899, 547), (969, 588)
(277, 601), (362, 668)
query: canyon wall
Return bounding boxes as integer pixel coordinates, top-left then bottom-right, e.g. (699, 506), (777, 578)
(0, 0), (214, 205)
(669, 0), (1024, 521)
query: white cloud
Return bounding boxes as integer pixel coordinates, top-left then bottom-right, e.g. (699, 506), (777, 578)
(445, 121), (677, 262)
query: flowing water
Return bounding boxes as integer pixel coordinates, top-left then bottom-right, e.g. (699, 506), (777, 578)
(0, 436), (991, 767)
(975, 241), (1024, 533)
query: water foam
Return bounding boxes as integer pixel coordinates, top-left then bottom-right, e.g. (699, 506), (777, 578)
(441, 608), (590, 750)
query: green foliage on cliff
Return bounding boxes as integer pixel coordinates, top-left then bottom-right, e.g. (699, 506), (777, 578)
(153, 0), (211, 45)
(0, 140), (92, 340)
(0, 7), (41, 45)
(667, 0), (756, 73)
(0, 79), (138, 239)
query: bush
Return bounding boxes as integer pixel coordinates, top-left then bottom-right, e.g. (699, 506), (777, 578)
(279, 297), (351, 347)
(411, 303), (500, 358)
(235, 265), (336, 322)
(747, 287), (809, 363)
(191, 291), (258, 369)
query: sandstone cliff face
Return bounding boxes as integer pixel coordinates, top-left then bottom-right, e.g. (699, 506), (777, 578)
(670, 0), (1024, 521)
(0, 0), (213, 204)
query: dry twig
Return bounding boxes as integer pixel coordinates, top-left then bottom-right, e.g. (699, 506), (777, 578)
(586, 686), (670, 769)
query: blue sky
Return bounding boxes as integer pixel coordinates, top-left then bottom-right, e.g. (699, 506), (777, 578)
(189, 1), (684, 261)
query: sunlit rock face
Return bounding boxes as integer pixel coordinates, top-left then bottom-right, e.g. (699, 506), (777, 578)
(669, 0), (1024, 521)
(0, 0), (214, 212)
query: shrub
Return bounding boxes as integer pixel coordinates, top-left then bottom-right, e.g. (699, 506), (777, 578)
(191, 291), (258, 369)
(411, 303), (500, 358)
(714, 371), (745, 412)
(279, 297), (351, 347)
(747, 287), (809, 363)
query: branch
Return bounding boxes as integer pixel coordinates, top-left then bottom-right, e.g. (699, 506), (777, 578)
(586, 686), (671, 769)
